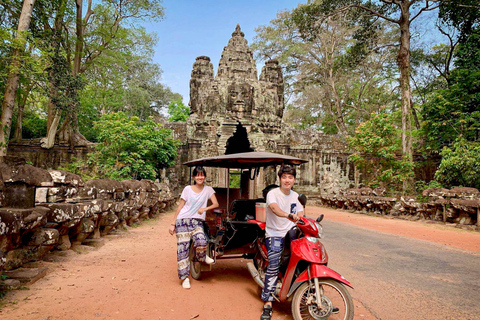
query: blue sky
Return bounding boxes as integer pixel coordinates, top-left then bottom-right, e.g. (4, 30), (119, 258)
(144, 0), (304, 104)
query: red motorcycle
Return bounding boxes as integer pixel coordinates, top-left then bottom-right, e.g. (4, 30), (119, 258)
(247, 213), (354, 320)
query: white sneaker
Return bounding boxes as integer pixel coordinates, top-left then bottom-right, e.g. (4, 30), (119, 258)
(205, 255), (214, 265)
(182, 278), (191, 289)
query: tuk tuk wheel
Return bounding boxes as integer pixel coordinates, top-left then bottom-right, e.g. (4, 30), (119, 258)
(189, 242), (202, 280)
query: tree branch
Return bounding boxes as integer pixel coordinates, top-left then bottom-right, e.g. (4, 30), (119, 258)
(410, 2), (440, 23)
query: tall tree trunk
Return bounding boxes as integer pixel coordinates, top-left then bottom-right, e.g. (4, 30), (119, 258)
(56, 0), (89, 148)
(41, 109), (61, 149)
(13, 104), (24, 142)
(12, 87), (30, 142)
(0, 0), (35, 157)
(44, 0), (67, 149)
(397, 3), (413, 192)
(328, 73), (348, 135)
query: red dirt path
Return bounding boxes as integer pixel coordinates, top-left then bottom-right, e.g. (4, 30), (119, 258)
(0, 206), (479, 320)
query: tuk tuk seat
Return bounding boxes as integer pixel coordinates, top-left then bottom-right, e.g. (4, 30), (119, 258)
(231, 198), (265, 221)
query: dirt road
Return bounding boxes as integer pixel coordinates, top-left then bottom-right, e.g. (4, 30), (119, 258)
(1, 206), (479, 320)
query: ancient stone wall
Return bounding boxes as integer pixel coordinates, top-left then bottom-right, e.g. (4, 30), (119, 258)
(7, 140), (94, 169)
(0, 157), (176, 288)
(317, 187), (480, 230)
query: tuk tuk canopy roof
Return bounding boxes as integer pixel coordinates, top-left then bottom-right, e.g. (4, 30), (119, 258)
(183, 151), (308, 169)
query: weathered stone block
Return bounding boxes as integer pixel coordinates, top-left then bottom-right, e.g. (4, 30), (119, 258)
(27, 228), (59, 247)
(2, 267), (48, 284)
(4, 247), (53, 270)
(122, 180), (143, 194)
(37, 203), (85, 223)
(76, 185), (97, 200)
(0, 161), (53, 187)
(46, 186), (79, 203)
(126, 210), (140, 226)
(71, 218), (95, 244)
(100, 211), (119, 227)
(3, 182), (35, 208)
(35, 187), (48, 203)
(0, 278), (21, 290)
(114, 192), (125, 200)
(48, 169), (84, 187)
(111, 201), (125, 213)
(0, 208), (33, 234)
(56, 234), (71, 251)
(24, 207), (49, 230)
(88, 199), (104, 215)
(139, 207), (150, 220)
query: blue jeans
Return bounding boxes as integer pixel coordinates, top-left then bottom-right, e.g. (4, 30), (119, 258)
(261, 237), (284, 302)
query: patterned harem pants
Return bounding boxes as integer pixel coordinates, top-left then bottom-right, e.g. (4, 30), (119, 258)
(175, 218), (207, 280)
(261, 236), (284, 302)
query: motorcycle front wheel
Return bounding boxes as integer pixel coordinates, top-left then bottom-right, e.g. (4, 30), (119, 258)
(292, 279), (354, 320)
(189, 242), (201, 280)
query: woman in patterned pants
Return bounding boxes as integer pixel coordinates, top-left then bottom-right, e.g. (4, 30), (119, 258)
(169, 166), (219, 289)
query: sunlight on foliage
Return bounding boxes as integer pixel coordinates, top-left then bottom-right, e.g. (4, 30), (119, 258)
(347, 108), (414, 192)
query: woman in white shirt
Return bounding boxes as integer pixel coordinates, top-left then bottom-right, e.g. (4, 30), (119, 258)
(169, 166), (219, 289)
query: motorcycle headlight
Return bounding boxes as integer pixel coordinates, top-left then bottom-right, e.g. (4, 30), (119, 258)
(314, 222), (324, 239)
(306, 236), (320, 244)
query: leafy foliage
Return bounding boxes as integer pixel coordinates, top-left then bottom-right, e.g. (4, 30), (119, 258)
(70, 112), (178, 181)
(421, 26), (480, 151)
(252, 2), (398, 135)
(347, 108), (414, 192)
(435, 138), (480, 190)
(415, 179), (444, 194)
(439, 0), (480, 40)
(167, 98), (190, 122)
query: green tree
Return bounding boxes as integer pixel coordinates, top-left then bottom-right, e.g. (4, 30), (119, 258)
(29, 0), (166, 148)
(439, 0), (480, 40)
(421, 26), (480, 151)
(167, 98), (189, 122)
(347, 108), (414, 192)
(0, 0), (36, 156)
(78, 27), (177, 140)
(289, 1), (478, 192)
(252, 6), (397, 134)
(435, 138), (480, 189)
(74, 112), (178, 181)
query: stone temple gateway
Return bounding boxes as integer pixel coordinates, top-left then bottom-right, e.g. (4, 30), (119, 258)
(169, 25), (354, 198)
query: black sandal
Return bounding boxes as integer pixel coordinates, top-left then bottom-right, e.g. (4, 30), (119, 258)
(260, 305), (273, 320)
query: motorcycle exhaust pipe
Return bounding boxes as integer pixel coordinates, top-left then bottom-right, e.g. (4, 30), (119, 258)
(247, 262), (264, 288)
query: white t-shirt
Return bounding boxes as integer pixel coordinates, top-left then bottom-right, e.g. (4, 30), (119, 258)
(177, 185), (215, 221)
(265, 187), (304, 238)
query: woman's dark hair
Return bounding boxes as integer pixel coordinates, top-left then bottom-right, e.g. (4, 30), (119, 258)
(277, 164), (296, 178)
(192, 166), (206, 177)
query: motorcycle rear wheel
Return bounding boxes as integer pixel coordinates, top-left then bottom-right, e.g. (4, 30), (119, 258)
(189, 243), (201, 280)
(292, 279), (354, 320)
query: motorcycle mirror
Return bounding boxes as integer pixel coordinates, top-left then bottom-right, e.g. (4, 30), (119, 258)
(316, 214), (324, 223)
(298, 193), (307, 206)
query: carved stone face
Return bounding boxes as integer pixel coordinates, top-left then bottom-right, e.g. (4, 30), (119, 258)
(227, 82), (253, 115)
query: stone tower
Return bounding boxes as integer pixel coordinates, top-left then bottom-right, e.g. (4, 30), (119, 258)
(179, 24), (354, 196)
(187, 24), (285, 160)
